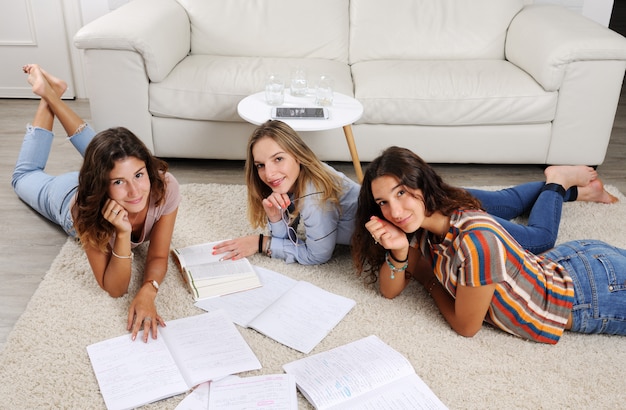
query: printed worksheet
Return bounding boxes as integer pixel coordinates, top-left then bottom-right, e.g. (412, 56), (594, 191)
(87, 310), (262, 410)
(196, 266), (355, 353)
(283, 335), (448, 410)
(175, 374), (297, 410)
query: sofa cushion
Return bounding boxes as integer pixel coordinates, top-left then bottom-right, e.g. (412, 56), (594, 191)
(349, 0), (524, 64)
(352, 59), (557, 126)
(178, 0), (349, 63)
(149, 55), (354, 122)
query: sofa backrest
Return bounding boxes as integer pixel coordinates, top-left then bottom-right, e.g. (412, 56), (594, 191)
(349, 0), (525, 63)
(177, 0), (350, 63)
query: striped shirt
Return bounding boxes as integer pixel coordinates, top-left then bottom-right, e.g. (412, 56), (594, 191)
(414, 209), (574, 344)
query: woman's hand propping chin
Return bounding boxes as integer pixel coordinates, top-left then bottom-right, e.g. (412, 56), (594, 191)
(103, 198), (131, 233)
(365, 216), (409, 251)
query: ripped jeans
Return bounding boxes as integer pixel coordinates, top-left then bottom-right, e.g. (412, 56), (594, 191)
(11, 124), (95, 237)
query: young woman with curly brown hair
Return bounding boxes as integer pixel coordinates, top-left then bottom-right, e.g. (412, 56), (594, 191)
(12, 65), (181, 342)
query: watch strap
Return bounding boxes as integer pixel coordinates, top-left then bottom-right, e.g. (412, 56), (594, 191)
(145, 279), (159, 292)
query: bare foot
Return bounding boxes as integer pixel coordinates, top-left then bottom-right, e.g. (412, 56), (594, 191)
(544, 165), (598, 190)
(23, 64), (52, 98)
(39, 66), (67, 97)
(577, 178), (619, 204)
(22, 64), (67, 98)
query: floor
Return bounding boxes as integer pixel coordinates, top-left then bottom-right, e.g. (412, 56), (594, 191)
(1, 85), (625, 351)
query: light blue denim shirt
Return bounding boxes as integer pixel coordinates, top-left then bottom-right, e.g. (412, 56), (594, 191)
(268, 164), (360, 265)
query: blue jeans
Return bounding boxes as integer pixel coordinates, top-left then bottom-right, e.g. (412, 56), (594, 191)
(11, 125), (96, 237)
(467, 182), (576, 254)
(543, 240), (626, 336)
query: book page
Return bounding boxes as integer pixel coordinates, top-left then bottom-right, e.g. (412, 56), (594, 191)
(194, 266), (297, 327)
(336, 373), (448, 410)
(188, 258), (256, 282)
(208, 374), (298, 410)
(193, 275), (262, 301)
(173, 241), (223, 268)
(174, 375), (237, 410)
(249, 281), (356, 354)
(175, 382), (210, 410)
(161, 310), (262, 387)
(86, 333), (189, 410)
(282, 335), (417, 409)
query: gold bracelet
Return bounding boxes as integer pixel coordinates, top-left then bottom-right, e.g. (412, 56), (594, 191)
(144, 279), (159, 292)
(112, 250), (134, 259)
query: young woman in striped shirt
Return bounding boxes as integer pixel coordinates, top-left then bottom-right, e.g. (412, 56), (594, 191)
(352, 146), (626, 343)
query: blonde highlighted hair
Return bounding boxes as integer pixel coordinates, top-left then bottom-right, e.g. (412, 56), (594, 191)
(244, 120), (343, 228)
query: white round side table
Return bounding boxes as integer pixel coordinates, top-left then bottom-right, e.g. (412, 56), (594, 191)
(237, 90), (364, 181)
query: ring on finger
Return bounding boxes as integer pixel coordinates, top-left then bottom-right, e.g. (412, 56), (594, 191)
(112, 210), (119, 215)
(143, 317), (152, 323)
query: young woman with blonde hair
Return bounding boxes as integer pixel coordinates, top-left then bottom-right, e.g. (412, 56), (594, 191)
(214, 120), (360, 264)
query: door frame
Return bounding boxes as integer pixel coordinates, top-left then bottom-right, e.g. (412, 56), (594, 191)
(62, 0), (87, 99)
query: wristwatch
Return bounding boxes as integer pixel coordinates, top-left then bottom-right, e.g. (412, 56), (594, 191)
(148, 279), (159, 292)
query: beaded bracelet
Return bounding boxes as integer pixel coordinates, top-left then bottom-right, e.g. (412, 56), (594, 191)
(385, 251), (408, 279)
(258, 233), (264, 254)
(112, 250), (133, 259)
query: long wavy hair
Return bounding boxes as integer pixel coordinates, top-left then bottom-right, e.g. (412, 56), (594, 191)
(245, 120), (343, 228)
(352, 146), (482, 279)
(73, 127), (169, 253)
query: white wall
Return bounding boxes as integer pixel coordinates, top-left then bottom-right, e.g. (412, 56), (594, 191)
(82, 0), (613, 28)
(535, 0), (614, 26)
(70, 0), (129, 97)
(79, 0), (130, 25)
(583, 0), (615, 27)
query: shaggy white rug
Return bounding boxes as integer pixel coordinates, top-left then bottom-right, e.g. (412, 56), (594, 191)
(1, 183), (626, 409)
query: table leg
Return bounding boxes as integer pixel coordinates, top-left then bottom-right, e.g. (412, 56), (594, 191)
(342, 124), (363, 182)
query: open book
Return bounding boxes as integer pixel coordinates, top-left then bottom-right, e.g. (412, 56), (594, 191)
(172, 241), (262, 300)
(283, 335), (448, 410)
(195, 266), (355, 354)
(86, 310), (262, 410)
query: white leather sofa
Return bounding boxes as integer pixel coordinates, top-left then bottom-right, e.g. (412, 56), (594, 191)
(74, 0), (626, 165)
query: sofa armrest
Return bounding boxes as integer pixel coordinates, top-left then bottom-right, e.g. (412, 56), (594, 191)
(73, 0), (190, 83)
(506, 4), (626, 91)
